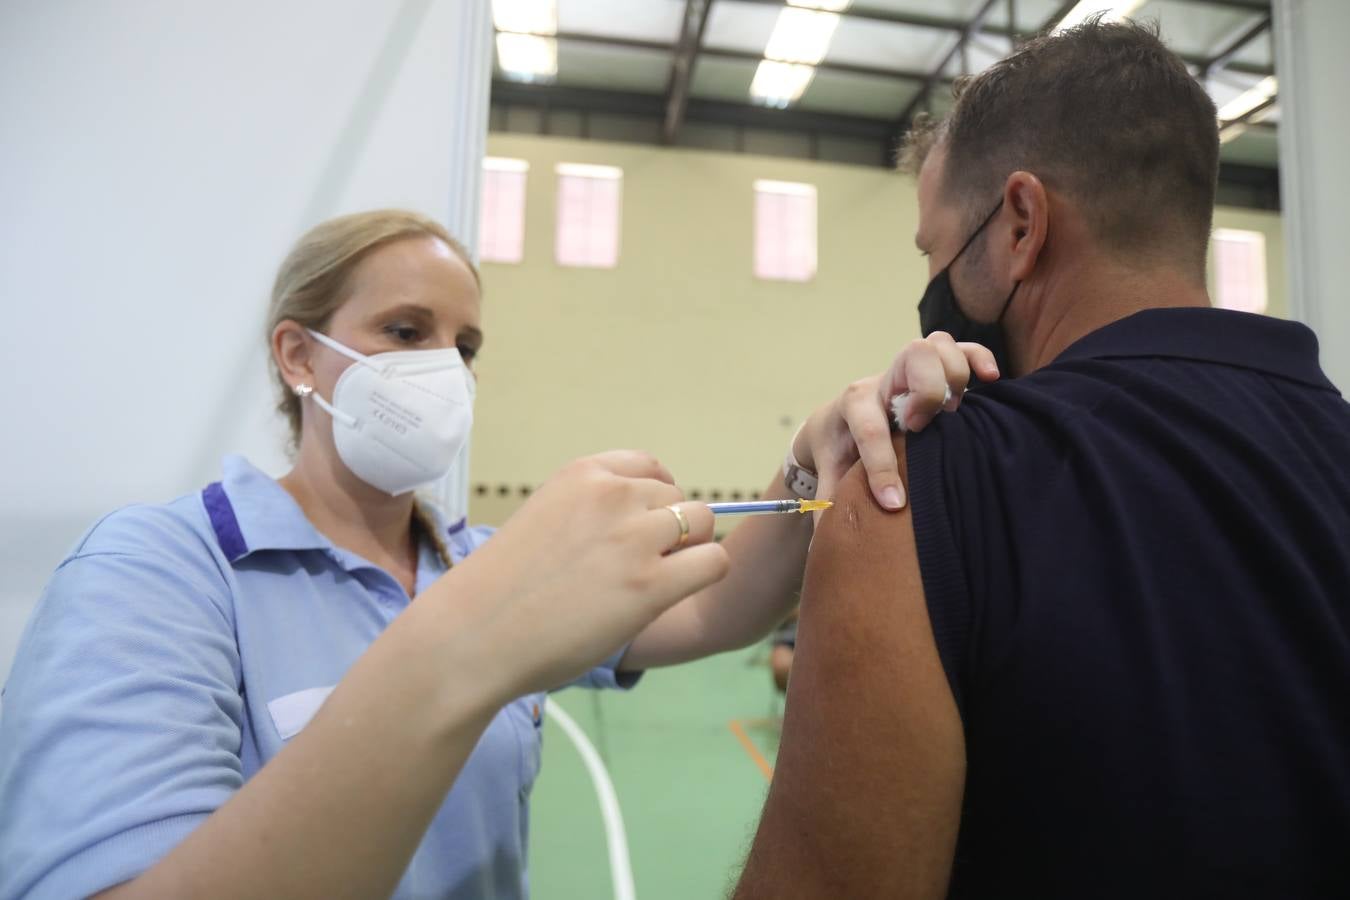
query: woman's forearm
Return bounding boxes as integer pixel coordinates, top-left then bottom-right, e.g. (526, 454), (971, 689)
(622, 471), (811, 669)
(97, 588), (508, 900)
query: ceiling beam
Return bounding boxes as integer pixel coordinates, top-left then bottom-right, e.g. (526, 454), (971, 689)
(1040, 0), (1081, 34)
(1200, 13), (1272, 77)
(1170, 0), (1270, 12)
(1220, 92), (1278, 132)
(543, 0), (1272, 148)
(554, 28), (1273, 85)
(554, 31), (935, 84)
(491, 80), (897, 141)
(726, 0), (1020, 38)
(894, 0), (1003, 130)
(730, 0), (1274, 38)
(555, 32), (672, 54)
(490, 79), (1277, 205)
(663, 0), (713, 144)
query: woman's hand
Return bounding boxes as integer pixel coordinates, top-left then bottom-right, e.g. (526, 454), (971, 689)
(442, 450), (730, 697)
(795, 333), (999, 510)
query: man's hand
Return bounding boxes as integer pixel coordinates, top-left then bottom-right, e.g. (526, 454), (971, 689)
(795, 333), (998, 510)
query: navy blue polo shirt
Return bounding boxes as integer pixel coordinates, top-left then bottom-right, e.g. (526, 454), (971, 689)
(907, 308), (1350, 897)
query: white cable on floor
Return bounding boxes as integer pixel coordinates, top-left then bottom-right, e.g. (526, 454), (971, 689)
(545, 698), (637, 900)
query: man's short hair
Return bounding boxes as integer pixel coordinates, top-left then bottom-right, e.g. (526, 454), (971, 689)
(900, 18), (1220, 275)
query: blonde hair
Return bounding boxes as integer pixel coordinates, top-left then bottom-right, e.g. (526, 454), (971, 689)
(266, 209), (478, 569)
(265, 209), (479, 448)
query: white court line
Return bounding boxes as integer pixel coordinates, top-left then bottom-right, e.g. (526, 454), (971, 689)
(545, 698), (636, 900)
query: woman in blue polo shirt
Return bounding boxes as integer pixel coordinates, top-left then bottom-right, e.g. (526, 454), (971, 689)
(0, 209), (993, 900)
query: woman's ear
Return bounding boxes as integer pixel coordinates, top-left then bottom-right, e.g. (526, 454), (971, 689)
(1003, 171), (1048, 283)
(273, 321), (314, 391)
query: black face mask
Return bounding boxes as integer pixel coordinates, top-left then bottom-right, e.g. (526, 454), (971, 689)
(917, 200), (1019, 376)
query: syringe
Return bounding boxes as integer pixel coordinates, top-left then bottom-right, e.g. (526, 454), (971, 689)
(706, 498), (833, 517)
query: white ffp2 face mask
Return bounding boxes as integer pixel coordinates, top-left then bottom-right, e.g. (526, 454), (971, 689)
(303, 328), (475, 496)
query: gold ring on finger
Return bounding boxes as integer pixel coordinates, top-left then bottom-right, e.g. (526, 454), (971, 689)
(665, 504), (690, 549)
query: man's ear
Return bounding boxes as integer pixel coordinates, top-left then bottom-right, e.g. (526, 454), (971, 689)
(273, 321), (315, 391)
(1003, 171), (1048, 282)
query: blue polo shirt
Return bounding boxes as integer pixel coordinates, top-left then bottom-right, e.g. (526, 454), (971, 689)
(907, 308), (1350, 897)
(0, 457), (636, 900)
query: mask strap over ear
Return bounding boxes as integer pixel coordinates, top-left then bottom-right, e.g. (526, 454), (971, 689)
(307, 388), (358, 429)
(949, 199), (1006, 269)
(301, 330), (366, 428)
(997, 281), (1020, 324)
(307, 328), (381, 371)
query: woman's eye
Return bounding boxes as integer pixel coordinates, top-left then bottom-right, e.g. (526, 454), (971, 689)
(385, 325), (421, 343)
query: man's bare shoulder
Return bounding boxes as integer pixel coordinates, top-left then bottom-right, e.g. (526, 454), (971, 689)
(733, 438), (965, 900)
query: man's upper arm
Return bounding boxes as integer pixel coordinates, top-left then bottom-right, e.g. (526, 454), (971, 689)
(734, 437), (965, 899)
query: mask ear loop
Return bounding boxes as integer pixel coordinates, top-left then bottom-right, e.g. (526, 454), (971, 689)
(950, 199), (1020, 327)
(997, 202), (1047, 325)
(996, 281), (1020, 323)
(300, 329), (377, 430)
(307, 328), (388, 373)
(292, 381), (358, 429)
(947, 199), (1005, 270)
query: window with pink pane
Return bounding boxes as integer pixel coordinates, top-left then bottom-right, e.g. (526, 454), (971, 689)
(755, 180), (817, 282)
(1212, 228), (1268, 314)
(555, 163), (622, 268)
(479, 158), (528, 264)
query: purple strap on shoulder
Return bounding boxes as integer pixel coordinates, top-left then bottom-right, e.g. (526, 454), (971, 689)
(202, 482), (248, 561)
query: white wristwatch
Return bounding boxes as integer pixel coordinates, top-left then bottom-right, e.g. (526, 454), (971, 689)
(782, 442), (819, 500)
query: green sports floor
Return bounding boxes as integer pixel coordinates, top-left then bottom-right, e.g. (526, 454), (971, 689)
(529, 645), (784, 899)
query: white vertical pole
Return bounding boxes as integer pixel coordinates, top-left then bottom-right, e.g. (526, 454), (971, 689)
(439, 0), (494, 525)
(1273, 0), (1350, 390)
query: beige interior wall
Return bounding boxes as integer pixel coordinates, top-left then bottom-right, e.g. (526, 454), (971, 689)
(470, 133), (922, 523)
(470, 132), (1285, 524)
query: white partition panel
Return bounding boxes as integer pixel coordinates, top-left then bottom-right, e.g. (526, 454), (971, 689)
(0, 0), (492, 680)
(1274, 0), (1350, 390)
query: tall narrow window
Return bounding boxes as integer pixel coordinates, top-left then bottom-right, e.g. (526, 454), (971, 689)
(479, 157), (528, 264)
(555, 163), (622, 268)
(754, 180), (817, 282)
(1212, 228), (1268, 314)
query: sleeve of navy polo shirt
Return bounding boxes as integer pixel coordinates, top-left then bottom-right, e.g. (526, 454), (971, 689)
(0, 502), (243, 900)
(453, 524), (642, 691)
(903, 383), (1063, 719)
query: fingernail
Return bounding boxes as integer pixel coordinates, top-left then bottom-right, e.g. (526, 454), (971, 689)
(880, 485), (904, 510)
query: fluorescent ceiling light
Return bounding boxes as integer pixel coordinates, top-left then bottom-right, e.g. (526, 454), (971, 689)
(750, 60), (817, 108)
(765, 7), (841, 65)
(495, 32), (557, 82)
(1053, 0), (1147, 34)
(1218, 124), (1247, 144)
(556, 162), (623, 180)
(492, 0), (557, 36)
(1218, 75), (1278, 123)
(484, 157), (530, 173)
(787, 0), (853, 11)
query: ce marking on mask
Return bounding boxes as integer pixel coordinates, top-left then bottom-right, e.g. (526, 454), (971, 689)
(370, 391), (422, 436)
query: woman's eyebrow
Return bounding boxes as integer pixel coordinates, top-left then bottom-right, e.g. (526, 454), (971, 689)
(375, 303), (436, 321)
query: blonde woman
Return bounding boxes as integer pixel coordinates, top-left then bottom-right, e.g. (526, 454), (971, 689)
(0, 210), (995, 900)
